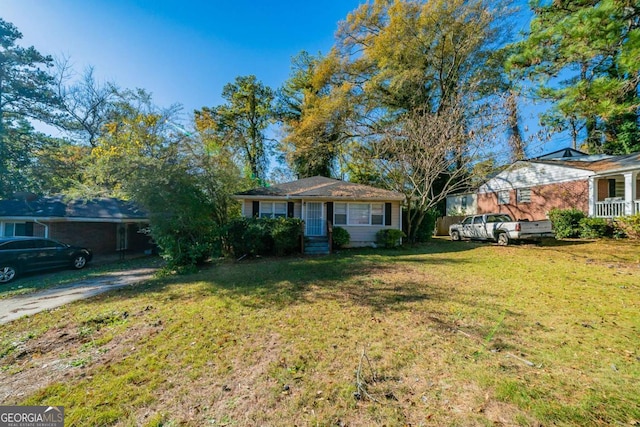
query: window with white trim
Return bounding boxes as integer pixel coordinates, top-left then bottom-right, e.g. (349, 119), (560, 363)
(334, 203), (347, 225)
(1, 222), (27, 237)
(333, 203), (386, 226)
(497, 190), (510, 205)
(349, 204), (370, 225)
(260, 202), (287, 218)
(371, 203), (384, 225)
(517, 188), (531, 203)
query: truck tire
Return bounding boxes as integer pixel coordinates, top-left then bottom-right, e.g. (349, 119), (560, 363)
(450, 230), (461, 241)
(497, 232), (509, 246)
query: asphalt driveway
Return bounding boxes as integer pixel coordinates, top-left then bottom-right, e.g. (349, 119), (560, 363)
(0, 267), (158, 324)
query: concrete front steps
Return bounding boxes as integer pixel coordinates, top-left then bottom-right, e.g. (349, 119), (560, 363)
(304, 237), (330, 255)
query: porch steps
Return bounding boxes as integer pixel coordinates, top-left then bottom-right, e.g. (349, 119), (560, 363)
(305, 237), (330, 255)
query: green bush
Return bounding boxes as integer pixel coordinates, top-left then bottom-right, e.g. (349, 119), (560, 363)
(403, 208), (438, 243)
(548, 208), (586, 239)
(224, 217), (271, 257)
(224, 217), (302, 257)
(579, 217), (613, 239)
(376, 229), (406, 248)
(332, 226), (350, 249)
(272, 218), (304, 256)
(614, 214), (640, 239)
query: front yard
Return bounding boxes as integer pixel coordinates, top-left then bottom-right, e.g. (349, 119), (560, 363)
(1, 239), (638, 426)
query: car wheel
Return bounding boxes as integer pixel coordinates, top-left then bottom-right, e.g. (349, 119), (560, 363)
(451, 230), (461, 241)
(497, 233), (509, 246)
(72, 254), (88, 269)
(0, 266), (17, 284)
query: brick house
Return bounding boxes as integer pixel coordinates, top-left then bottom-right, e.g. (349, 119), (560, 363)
(0, 197), (151, 255)
(476, 149), (640, 221)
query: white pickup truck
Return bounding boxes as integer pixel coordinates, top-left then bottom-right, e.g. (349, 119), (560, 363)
(449, 213), (554, 245)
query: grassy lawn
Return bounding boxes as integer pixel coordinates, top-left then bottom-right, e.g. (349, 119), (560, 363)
(0, 238), (638, 426)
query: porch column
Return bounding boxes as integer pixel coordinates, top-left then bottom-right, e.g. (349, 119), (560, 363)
(588, 176), (596, 217)
(624, 172), (637, 215)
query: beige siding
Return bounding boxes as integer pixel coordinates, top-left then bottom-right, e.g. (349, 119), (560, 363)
(239, 199), (402, 246)
(338, 201), (402, 247)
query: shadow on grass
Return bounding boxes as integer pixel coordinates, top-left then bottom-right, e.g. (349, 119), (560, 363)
(84, 239), (493, 314)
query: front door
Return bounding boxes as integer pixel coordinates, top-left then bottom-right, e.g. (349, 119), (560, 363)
(305, 202), (324, 236)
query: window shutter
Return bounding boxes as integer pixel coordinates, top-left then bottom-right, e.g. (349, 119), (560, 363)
(385, 203), (392, 226)
(287, 202), (294, 218)
(252, 201), (260, 218)
(326, 202), (334, 224)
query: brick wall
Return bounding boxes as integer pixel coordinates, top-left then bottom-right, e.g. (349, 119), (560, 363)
(47, 222), (118, 254)
(477, 179), (589, 221)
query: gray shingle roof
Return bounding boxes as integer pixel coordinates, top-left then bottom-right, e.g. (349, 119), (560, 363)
(0, 196), (148, 220)
(532, 152), (640, 173)
(235, 176), (404, 201)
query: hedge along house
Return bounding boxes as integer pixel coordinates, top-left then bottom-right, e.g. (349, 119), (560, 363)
(234, 176), (405, 251)
(476, 148), (640, 221)
(0, 196), (151, 256)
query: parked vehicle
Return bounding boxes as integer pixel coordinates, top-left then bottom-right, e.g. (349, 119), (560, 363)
(0, 237), (92, 284)
(449, 213), (554, 245)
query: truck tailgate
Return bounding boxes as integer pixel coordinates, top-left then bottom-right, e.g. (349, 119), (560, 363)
(520, 220), (553, 235)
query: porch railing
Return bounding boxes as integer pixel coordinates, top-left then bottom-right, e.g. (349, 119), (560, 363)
(595, 201), (625, 218)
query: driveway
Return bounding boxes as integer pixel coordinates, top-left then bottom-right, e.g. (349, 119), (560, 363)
(0, 267), (158, 324)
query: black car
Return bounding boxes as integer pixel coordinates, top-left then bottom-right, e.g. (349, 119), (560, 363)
(0, 237), (93, 284)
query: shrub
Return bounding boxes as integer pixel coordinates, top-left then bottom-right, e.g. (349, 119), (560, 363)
(332, 226), (350, 249)
(548, 208), (586, 239)
(579, 217), (613, 239)
(224, 217), (271, 257)
(224, 217), (302, 257)
(614, 214), (640, 240)
(272, 218), (304, 256)
(376, 229), (406, 248)
(403, 208), (439, 243)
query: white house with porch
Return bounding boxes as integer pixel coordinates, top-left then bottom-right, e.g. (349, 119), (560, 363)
(585, 153), (640, 218)
(475, 149), (640, 221)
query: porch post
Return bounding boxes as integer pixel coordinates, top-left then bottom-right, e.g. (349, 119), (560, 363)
(624, 172), (634, 215)
(588, 176), (596, 217)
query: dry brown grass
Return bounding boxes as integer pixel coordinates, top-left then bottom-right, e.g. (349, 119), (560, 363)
(1, 238), (639, 426)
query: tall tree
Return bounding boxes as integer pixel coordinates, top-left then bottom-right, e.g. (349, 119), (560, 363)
(336, 0), (509, 117)
(195, 75), (274, 182)
(303, 0), (512, 235)
(276, 51), (352, 178)
(374, 98), (494, 241)
(0, 18), (60, 198)
(53, 59), (119, 147)
(508, 0), (640, 154)
(88, 92), (242, 267)
(0, 18), (58, 135)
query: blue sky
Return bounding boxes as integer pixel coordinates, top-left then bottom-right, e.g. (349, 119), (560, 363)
(2, 1), (567, 157)
(2, 0), (363, 116)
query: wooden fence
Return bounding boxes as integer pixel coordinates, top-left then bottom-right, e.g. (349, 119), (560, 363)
(434, 216), (465, 236)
